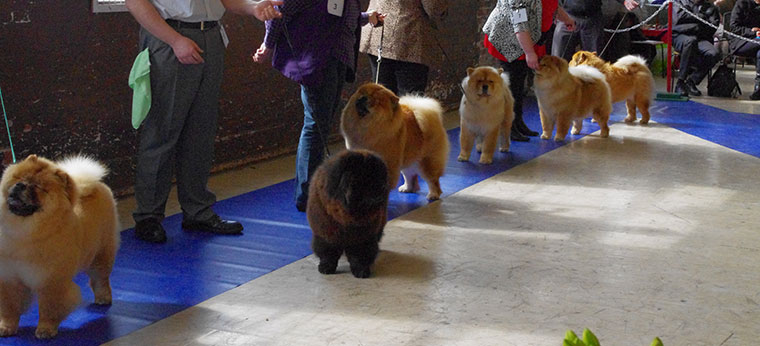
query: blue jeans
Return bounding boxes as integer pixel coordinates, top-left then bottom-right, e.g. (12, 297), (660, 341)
(295, 59), (347, 210)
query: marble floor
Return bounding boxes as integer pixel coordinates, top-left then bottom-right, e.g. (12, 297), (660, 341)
(106, 74), (760, 346)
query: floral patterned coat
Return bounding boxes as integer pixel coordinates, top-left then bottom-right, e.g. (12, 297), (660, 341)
(359, 0), (449, 66)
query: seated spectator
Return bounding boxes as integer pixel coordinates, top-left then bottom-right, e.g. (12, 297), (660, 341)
(728, 0), (760, 100)
(672, 0), (721, 96)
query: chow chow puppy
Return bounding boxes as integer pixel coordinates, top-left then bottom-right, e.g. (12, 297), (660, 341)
(533, 55), (613, 141)
(0, 155), (119, 339)
(307, 150), (390, 278)
(457, 66), (515, 164)
(570, 51), (655, 124)
(341, 83), (449, 200)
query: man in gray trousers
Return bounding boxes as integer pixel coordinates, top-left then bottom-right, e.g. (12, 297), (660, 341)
(126, 0), (282, 243)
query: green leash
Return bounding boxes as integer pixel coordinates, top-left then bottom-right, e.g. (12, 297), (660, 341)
(0, 85), (16, 163)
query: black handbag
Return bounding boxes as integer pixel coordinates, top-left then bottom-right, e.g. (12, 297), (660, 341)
(707, 62), (741, 98)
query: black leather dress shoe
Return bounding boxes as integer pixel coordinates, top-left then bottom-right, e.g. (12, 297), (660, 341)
(135, 218), (167, 243)
(516, 122), (539, 137)
(182, 215), (243, 235)
(674, 80), (689, 97)
(685, 79), (702, 97)
(510, 127), (530, 142)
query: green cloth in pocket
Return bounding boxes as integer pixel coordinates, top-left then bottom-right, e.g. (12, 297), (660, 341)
(128, 48), (151, 129)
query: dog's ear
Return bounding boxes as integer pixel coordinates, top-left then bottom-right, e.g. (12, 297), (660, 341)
(54, 169), (78, 203)
(25, 155), (38, 163)
(497, 67), (504, 74)
(467, 67), (474, 76)
(591, 51), (598, 56)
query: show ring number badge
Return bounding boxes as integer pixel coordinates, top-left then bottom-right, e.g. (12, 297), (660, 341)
(328, 0), (344, 16)
(512, 7), (527, 24)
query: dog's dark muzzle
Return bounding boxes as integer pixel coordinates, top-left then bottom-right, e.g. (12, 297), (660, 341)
(7, 182), (40, 216)
(355, 96), (370, 118)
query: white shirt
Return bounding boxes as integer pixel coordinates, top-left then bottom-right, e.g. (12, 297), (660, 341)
(150, 0), (226, 21)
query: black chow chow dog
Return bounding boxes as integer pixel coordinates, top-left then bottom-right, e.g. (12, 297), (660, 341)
(306, 150), (390, 278)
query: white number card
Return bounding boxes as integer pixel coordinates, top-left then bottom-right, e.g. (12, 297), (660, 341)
(512, 8), (528, 24)
(328, 0), (344, 17)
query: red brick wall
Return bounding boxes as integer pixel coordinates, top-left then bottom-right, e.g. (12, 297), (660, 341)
(0, 1), (483, 195)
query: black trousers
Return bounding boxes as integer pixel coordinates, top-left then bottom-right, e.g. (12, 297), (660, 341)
(368, 55), (429, 96)
(500, 59), (529, 122)
(672, 34), (720, 84)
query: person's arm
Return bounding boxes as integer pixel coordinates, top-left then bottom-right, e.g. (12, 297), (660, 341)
(125, 0), (205, 64)
(262, 0), (314, 50)
(619, 0), (640, 11)
(220, 0), (283, 21)
(556, 7), (576, 31)
(730, 0), (756, 37)
(515, 31), (539, 69)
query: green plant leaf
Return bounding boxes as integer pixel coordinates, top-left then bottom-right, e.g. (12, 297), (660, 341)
(651, 337), (664, 346)
(582, 328), (600, 346)
(564, 330), (582, 346)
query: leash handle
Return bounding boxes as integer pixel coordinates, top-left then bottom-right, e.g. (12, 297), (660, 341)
(0, 85), (16, 164)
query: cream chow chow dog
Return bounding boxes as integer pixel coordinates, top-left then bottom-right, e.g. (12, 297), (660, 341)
(569, 51), (655, 124)
(0, 155), (119, 339)
(457, 66), (514, 164)
(533, 55), (612, 141)
(341, 83), (449, 201)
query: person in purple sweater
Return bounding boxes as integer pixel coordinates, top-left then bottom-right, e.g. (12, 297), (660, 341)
(253, 1), (384, 212)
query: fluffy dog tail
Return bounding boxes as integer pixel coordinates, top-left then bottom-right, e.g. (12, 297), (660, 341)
(613, 55), (650, 75)
(57, 155), (108, 192)
(568, 65), (606, 83)
(399, 95), (444, 121)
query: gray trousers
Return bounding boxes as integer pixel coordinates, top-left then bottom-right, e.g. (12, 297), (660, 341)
(552, 15), (605, 61)
(133, 25), (224, 223)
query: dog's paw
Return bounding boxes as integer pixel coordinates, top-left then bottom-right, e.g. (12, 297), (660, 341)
(318, 261), (338, 275)
(478, 157), (493, 165)
(34, 326), (58, 339)
(426, 192), (441, 201)
(398, 184), (419, 193)
(600, 129), (610, 138)
(457, 154), (469, 162)
(624, 116), (636, 123)
(475, 143), (483, 153)
(94, 295), (112, 305)
(571, 129), (581, 135)
(350, 265), (371, 279)
(540, 133), (551, 140)
(499, 146), (510, 153)
(0, 323), (18, 337)
(639, 119), (649, 125)
(554, 136), (566, 142)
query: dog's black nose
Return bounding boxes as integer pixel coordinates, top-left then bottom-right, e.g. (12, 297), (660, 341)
(9, 182), (26, 197)
(482, 85), (489, 94)
(356, 96), (369, 117)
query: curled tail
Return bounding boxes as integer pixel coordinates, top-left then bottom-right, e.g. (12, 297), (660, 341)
(57, 155), (109, 197)
(613, 55), (651, 75)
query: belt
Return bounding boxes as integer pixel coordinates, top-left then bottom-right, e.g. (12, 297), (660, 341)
(165, 19), (218, 31)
